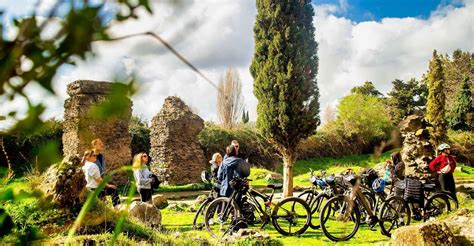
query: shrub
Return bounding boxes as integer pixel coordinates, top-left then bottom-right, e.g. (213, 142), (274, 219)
(1, 119), (63, 176)
(198, 123), (280, 170)
(129, 116), (150, 155)
(448, 130), (474, 166)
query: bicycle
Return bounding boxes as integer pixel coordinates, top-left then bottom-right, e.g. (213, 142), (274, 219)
(320, 173), (409, 241)
(192, 171), (220, 230)
(204, 177), (311, 238)
(298, 168), (346, 229)
(381, 177), (457, 229)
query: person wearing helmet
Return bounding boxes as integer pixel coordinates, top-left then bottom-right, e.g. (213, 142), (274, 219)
(429, 143), (457, 201)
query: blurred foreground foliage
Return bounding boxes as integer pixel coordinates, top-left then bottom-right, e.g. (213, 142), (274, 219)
(0, 0), (152, 243)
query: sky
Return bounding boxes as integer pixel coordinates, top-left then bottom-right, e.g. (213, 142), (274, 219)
(0, 0), (473, 129)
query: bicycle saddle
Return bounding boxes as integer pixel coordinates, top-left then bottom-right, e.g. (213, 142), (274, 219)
(267, 184), (283, 190)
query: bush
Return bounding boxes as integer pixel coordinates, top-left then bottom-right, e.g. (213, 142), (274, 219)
(198, 123), (280, 170)
(129, 116), (150, 155)
(1, 119), (63, 176)
(298, 94), (394, 159)
(448, 130), (474, 166)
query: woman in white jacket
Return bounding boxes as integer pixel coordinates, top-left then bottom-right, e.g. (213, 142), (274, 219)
(132, 152), (153, 202)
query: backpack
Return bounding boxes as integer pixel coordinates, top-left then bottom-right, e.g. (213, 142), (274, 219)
(150, 174), (161, 190)
(238, 160), (251, 178)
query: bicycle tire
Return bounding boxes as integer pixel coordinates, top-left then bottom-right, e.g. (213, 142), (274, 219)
(424, 193), (452, 221)
(272, 197), (311, 236)
(320, 195), (360, 242)
(204, 197), (240, 238)
(192, 198), (212, 230)
(379, 195), (410, 237)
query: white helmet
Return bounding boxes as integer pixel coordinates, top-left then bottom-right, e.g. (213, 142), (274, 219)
(437, 143), (451, 151)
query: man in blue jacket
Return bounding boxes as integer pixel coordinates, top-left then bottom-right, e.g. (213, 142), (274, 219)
(218, 145), (247, 197)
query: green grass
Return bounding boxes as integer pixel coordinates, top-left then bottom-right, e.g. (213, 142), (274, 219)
(160, 206), (391, 245)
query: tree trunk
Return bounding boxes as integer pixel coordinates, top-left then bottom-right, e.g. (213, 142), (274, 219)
(282, 153), (294, 197)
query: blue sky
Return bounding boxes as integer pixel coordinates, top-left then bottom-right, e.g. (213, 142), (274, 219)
(312, 0), (466, 21)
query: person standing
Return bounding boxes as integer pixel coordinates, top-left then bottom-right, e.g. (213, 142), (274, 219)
(132, 152), (153, 203)
(209, 153), (223, 182)
(90, 138), (120, 206)
(231, 140), (246, 160)
(218, 145), (248, 197)
(81, 149), (120, 206)
(429, 143), (457, 201)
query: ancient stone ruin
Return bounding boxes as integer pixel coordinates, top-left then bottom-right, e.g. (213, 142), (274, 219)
(399, 115), (435, 180)
(149, 96), (206, 185)
(62, 80), (132, 184)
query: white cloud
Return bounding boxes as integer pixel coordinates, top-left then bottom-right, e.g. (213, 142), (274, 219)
(1, 0), (473, 129)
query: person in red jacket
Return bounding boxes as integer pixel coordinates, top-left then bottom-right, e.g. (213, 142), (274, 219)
(429, 143), (457, 201)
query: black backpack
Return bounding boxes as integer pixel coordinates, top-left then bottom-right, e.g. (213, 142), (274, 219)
(151, 174), (161, 190)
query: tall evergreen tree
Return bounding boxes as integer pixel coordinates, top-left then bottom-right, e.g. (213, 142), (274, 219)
(448, 77), (473, 130)
(426, 50), (447, 148)
(387, 78), (426, 124)
(350, 81), (384, 97)
(250, 0), (320, 197)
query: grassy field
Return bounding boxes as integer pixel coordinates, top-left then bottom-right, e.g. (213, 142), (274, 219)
(2, 149), (473, 245)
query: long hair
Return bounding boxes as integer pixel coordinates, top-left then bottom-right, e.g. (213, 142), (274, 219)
(132, 152), (146, 169)
(210, 153), (223, 164)
(81, 150), (94, 166)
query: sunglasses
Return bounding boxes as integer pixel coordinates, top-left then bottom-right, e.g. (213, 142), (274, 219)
(234, 145), (239, 148)
(142, 154), (148, 158)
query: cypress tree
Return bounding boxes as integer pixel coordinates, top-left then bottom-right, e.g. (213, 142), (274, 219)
(250, 0), (320, 197)
(448, 76), (473, 130)
(426, 50), (447, 148)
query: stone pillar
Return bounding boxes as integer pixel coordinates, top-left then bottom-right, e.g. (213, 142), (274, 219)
(399, 115), (435, 180)
(149, 96), (206, 185)
(62, 80), (132, 184)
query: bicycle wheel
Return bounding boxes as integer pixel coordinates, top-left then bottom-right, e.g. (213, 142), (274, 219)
(439, 191), (458, 210)
(320, 196), (360, 242)
(204, 197), (239, 238)
(425, 193), (452, 220)
(310, 193), (330, 229)
(379, 196), (410, 237)
(298, 190), (328, 229)
(272, 197), (311, 236)
(192, 198), (212, 230)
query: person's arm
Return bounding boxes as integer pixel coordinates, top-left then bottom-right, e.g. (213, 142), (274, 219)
(134, 169), (152, 186)
(429, 155), (441, 172)
(217, 164), (224, 182)
(450, 156), (456, 173)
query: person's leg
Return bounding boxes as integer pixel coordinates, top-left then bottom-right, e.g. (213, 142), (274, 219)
(445, 173), (457, 201)
(138, 188), (146, 202)
(146, 189), (153, 203)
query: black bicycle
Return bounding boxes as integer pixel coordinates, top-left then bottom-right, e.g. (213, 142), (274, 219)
(298, 168), (346, 229)
(204, 177), (311, 238)
(192, 171), (220, 230)
(320, 173), (410, 241)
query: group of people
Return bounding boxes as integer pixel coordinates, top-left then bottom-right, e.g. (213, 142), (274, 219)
(381, 143), (457, 201)
(81, 139), (121, 206)
(81, 138), (157, 206)
(208, 140), (249, 198)
(80, 137), (458, 208)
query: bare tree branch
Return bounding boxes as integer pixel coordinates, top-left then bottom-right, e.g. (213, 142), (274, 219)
(217, 67), (244, 129)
